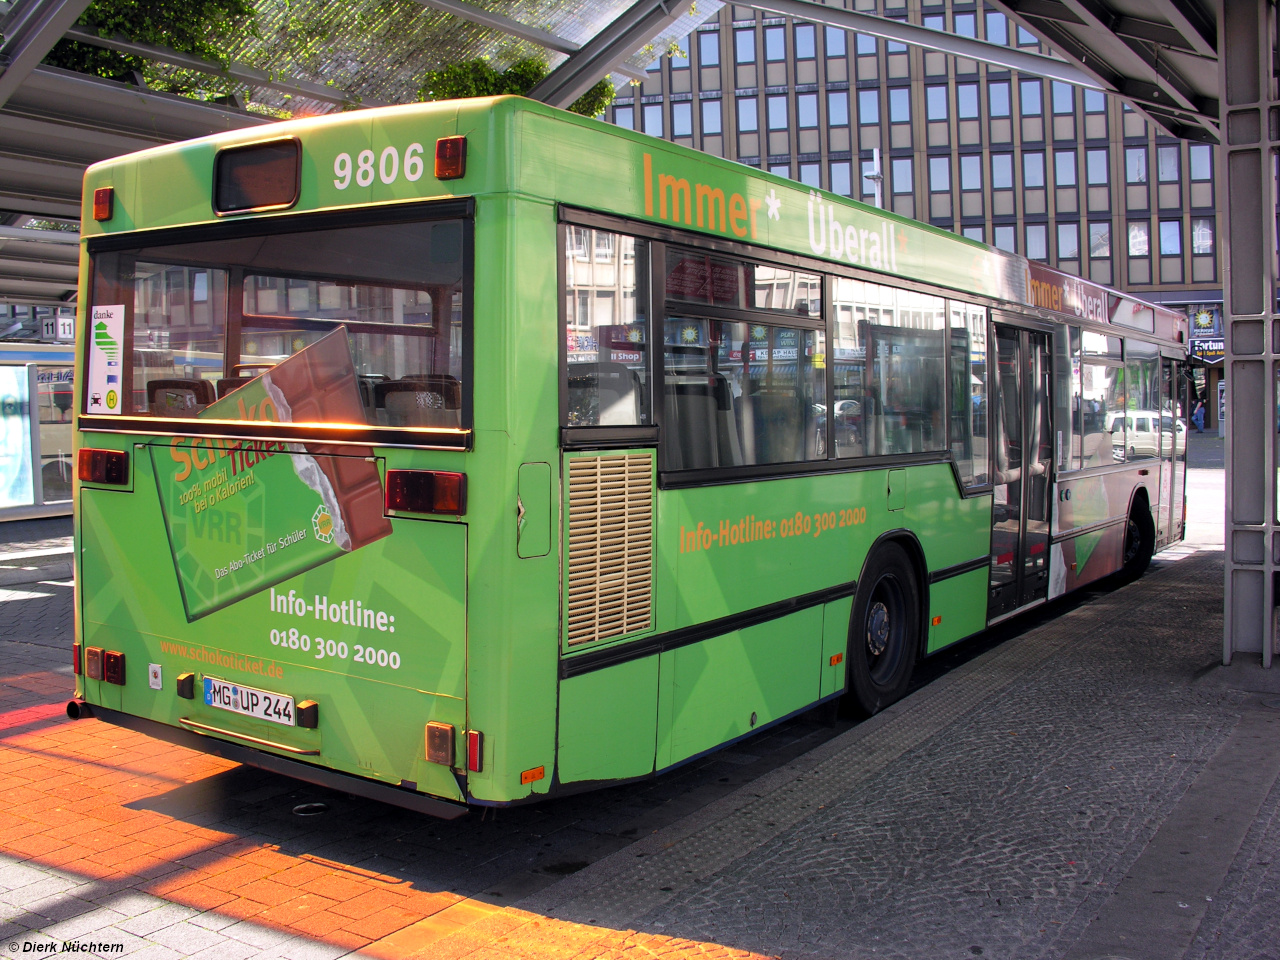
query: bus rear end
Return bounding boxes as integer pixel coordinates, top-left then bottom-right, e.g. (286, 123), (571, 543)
(71, 108), (514, 815)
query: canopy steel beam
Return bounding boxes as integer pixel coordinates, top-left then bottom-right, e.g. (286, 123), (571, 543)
(527, 0), (694, 109)
(61, 26), (383, 108)
(1144, 0), (1216, 56)
(0, 0), (93, 108)
(995, 0), (1218, 139)
(1057, 0), (1205, 110)
(1114, 15), (1202, 51)
(739, 0), (1102, 87)
(1003, 0), (1214, 118)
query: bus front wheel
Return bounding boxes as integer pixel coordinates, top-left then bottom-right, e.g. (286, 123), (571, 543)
(845, 542), (920, 717)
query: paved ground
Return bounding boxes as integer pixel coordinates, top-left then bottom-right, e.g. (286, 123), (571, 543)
(2, 448), (1277, 959)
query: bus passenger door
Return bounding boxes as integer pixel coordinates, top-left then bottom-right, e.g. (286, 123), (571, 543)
(989, 325), (1054, 618)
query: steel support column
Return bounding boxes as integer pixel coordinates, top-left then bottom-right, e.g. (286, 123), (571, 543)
(1220, 0), (1277, 667)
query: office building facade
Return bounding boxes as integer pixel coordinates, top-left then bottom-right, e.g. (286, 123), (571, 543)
(607, 0), (1222, 418)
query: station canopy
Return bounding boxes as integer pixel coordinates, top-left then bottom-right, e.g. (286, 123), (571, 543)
(0, 0), (722, 305)
(0, 0), (1221, 308)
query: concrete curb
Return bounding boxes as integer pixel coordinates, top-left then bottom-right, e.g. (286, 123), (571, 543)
(0, 550), (73, 587)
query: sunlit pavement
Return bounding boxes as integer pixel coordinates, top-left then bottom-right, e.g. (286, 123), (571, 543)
(3, 455), (1279, 959)
(0, 573), (780, 960)
(0, 595), (774, 960)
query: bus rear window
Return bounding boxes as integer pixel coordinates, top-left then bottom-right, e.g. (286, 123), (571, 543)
(87, 217), (468, 428)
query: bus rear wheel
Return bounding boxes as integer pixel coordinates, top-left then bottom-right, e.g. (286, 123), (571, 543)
(1119, 499), (1155, 582)
(845, 542), (920, 717)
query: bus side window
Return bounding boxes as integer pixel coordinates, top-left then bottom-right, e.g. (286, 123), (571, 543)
(661, 318), (823, 470)
(567, 362), (642, 426)
(563, 230), (649, 427)
(950, 302), (989, 487)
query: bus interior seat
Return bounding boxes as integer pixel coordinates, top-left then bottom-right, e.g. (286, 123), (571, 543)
(358, 375), (388, 418)
(567, 362), (642, 426)
(746, 389), (804, 463)
(147, 378), (215, 416)
(376, 376), (461, 427)
(216, 376), (255, 399)
(662, 373), (743, 470)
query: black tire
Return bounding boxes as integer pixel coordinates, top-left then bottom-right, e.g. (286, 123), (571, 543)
(844, 542), (920, 717)
(1119, 499), (1155, 582)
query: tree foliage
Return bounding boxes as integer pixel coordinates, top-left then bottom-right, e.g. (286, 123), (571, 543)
(420, 56), (614, 117)
(44, 0), (255, 83)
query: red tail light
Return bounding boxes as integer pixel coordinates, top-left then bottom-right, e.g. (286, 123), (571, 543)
(467, 729), (483, 772)
(385, 470), (466, 516)
(435, 136), (467, 180)
(78, 448), (128, 484)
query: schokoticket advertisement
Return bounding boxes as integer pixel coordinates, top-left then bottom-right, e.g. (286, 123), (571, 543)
(152, 328), (392, 620)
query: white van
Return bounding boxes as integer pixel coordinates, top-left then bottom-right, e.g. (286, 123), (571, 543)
(1105, 410), (1187, 459)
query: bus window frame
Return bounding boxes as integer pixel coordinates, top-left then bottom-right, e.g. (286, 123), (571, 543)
(80, 199), (475, 449)
(557, 206), (1003, 496)
(558, 222), (660, 450)
(1054, 324), (1176, 477)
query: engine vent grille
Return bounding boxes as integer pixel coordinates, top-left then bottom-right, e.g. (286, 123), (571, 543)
(566, 453), (653, 646)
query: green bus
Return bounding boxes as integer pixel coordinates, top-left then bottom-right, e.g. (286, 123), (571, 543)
(69, 96), (1189, 816)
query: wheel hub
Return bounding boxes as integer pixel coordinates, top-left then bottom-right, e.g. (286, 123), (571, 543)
(867, 600), (890, 656)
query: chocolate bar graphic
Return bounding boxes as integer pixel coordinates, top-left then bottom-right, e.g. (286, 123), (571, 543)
(155, 328), (394, 621)
(256, 329), (392, 552)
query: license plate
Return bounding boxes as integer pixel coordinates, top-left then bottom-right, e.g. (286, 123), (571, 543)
(203, 677), (295, 726)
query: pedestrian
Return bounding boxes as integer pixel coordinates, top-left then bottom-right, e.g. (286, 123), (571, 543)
(1192, 397), (1205, 433)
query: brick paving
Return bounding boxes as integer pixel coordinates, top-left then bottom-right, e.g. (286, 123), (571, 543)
(2, 498), (1278, 958)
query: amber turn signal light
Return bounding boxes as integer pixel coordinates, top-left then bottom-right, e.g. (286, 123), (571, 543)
(435, 136), (467, 180)
(385, 469), (466, 516)
(78, 448), (128, 485)
(93, 186), (114, 221)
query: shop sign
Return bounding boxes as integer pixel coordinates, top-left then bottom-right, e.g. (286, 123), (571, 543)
(1190, 337), (1224, 364)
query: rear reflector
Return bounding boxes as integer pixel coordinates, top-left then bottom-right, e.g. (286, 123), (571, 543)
(93, 186), (114, 221)
(467, 729), (483, 772)
(103, 651), (125, 686)
(426, 721), (454, 765)
(385, 470), (466, 516)
(73, 642), (82, 675)
(435, 136), (467, 180)
(78, 448), (128, 485)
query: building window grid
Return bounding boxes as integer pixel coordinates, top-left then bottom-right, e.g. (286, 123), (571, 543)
(639, 7), (1216, 296)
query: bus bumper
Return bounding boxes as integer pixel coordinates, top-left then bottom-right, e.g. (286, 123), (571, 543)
(68, 700), (469, 820)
